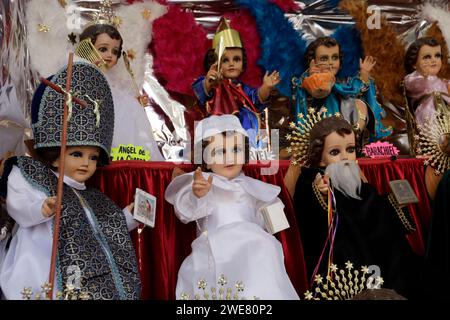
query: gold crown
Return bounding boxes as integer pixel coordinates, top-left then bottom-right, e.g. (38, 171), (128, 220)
(83, 0), (122, 30)
(416, 110), (450, 175)
(212, 17), (242, 50)
(286, 107), (341, 166)
(304, 261), (384, 300)
(179, 274), (258, 300)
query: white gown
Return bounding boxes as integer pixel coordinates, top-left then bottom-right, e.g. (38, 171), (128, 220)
(0, 166), (137, 300)
(105, 70), (164, 161)
(165, 172), (299, 300)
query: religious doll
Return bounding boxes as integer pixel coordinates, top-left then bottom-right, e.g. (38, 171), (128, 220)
(78, 22), (163, 161)
(165, 115), (299, 300)
(292, 37), (392, 142)
(288, 113), (421, 299)
(192, 18), (280, 148)
(0, 62), (141, 300)
(404, 37), (450, 127)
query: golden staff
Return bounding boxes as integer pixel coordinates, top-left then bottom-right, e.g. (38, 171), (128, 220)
(122, 51), (146, 107)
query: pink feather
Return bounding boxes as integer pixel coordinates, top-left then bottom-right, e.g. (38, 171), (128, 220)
(151, 5), (209, 96)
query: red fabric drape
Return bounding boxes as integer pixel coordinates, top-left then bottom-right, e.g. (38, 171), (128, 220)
(88, 158), (431, 299)
(88, 160), (308, 299)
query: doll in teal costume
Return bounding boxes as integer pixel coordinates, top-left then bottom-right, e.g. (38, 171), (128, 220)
(292, 37), (392, 142)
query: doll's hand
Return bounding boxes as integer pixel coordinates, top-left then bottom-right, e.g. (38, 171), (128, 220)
(263, 71), (281, 88)
(314, 173), (330, 195)
(126, 202), (135, 213)
(42, 196), (57, 218)
(137, 94), (150, 107)
(360, 56), (376, 82)
(192, 167), (213, 198)
(205, 62), (220, 92)
(309, 59), (322, 75)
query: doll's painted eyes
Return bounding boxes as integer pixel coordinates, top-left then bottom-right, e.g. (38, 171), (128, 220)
(423, 53), (442, 60)
(69, 151), (99, 161)
(70, 151), (83, 158)
(98, 47), (119, 56)
(319, 54), (339, 62)
(347, 146), (355, 154)
(233, 146), (243, 153)
(222, 56), (242, 64)
(329, 146), (355, 156)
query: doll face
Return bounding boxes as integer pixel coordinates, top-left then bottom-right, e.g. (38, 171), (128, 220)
(319, 131), (356, 166)
(53, 146), (100, 183)
(314, 45), (340, 75)
(205, 132), (245, 180)
(414, 45), (442, 77)
(220, 48), (244, 79)
(94, 33), (121, 69)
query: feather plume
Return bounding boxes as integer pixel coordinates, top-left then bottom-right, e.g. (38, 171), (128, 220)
(235, 0), (307, 98)
(151, 4), (209, 96)
(269, 0), (300, 12)
(25, 0), (70, 77)
(111, 0), (167, 91)
(332, 25), (362, 79)
(340, 0), (406, 107)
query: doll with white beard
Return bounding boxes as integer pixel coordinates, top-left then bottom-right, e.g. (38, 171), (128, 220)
(291, 116), (422, 299)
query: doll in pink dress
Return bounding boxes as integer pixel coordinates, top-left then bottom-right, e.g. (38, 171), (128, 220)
(404, 37), (450, 127)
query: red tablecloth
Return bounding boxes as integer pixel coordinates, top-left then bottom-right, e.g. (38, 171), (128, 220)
(89, 158), (431, 299)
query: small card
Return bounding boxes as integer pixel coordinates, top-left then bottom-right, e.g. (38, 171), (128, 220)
(133, 188), (156, 228)
(260, 201), (290, 234)
(389, 180), (419, 205)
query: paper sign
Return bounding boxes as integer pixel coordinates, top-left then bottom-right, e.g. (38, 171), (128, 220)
(362, 141), (399, 158)
(110, 144), (150, 161)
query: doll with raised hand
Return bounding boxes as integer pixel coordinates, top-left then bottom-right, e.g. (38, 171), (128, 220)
(292, 37), (392, 142)
(0, 62), (140, 300)
(192, 18), (280, 148)
(165, 115), (299, 300)
(404, 37), (450, 127)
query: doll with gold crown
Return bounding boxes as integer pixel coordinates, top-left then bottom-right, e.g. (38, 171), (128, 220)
(192, 18), (281, 149)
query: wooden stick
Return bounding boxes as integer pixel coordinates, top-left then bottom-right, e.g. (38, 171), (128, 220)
(39, 77), (88, 108)
(47, 52), (74, 299)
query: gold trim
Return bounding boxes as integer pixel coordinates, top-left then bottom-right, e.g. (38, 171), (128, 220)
(312, 181), (328, 212)
(387, 193), (416, 233)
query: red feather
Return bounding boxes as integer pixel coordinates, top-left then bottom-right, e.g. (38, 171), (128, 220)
(151, 5), (209, 96)
(269, 0), (300, 12)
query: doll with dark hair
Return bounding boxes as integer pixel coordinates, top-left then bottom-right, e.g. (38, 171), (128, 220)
(77, 21), (163, 161)
(0, 62), (141, 300)
(404, 36), (450, 127)
(292, 36), (392, 142)
(290, 115), (421, 299)
(192, 18), (280, 148)
(165, 115), (299, 300)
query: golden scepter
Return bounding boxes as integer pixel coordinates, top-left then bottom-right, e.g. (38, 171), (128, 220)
(122, 51), (146, 107)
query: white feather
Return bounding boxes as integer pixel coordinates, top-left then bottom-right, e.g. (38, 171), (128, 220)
(25, 0), (71, 77)
(421, 2), (450, 59)
(114, 0), (168, 91)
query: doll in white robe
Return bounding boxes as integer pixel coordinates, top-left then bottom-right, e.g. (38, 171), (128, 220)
(79, 24), (163, 161)
(165, 115), (299, 300)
